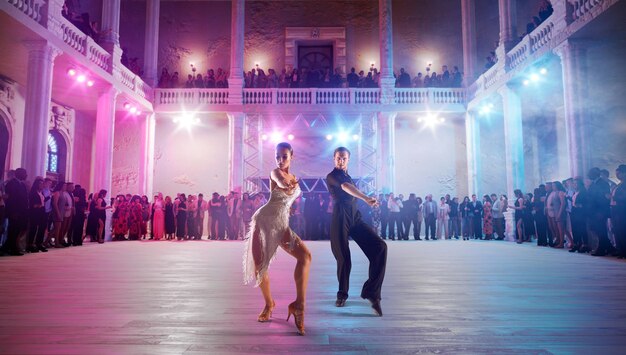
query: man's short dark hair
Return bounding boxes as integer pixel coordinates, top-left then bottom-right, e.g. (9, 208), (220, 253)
(334, 147), (351, 157)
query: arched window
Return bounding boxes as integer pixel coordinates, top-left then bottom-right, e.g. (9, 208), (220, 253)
(47, 133), (58, 173)
(47, 130), (67, 181)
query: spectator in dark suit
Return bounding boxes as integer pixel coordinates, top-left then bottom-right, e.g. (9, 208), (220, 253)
(470, 194), (483, 239)
(3, 168), (28, 256)
(346, 67), (359, 88)
(587, 168), (611, 256)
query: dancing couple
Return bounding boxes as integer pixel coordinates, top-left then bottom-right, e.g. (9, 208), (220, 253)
(243, 143), (387, 335)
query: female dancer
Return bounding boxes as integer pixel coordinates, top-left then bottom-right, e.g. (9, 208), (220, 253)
(243, 142), (312, 335)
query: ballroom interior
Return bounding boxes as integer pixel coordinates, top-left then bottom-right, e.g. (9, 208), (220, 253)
(1, 0), (625, 353)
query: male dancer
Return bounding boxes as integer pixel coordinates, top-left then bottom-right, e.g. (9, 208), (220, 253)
(326, 147), (387, 316)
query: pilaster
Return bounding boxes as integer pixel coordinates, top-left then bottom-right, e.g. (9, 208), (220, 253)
(378, 0), (395, 104)
(498, 84), (524, 198)
(143, 0), (160, 87)
(228, 112), (245, 193)
(377, 112), (396, 193)
(465, 110), (480, 196)
(461, 0), (477, 83)
(229, 0), (245, 105)
(93, 87), (119, 194)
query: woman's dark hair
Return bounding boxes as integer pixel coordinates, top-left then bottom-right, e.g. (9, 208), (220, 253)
(76, 188), (87, 201)
(98, 189), (107, 199)
(334, 146), (351, 157)
(483, 195), (491, 203)
(276, 142), (293, 156)
(30, 178), (44, 195)
(179, 193), (187, 201)
(574, 177), (586, 192)
(53, 181), (65, 192)
(514, 189), (523, 198)
(553, 181), (565, 192)
(463, 196), (470, 203)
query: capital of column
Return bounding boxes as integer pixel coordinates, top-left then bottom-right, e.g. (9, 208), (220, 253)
(23, 40), (62, 62)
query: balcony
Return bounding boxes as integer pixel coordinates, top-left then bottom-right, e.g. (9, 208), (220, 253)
(468, 0), (618, 106)
(154, 87), (467, 113)
(1, 0), (152, 107)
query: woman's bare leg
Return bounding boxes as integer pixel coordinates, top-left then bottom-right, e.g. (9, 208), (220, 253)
(252, 227), (273, 307)
(280, 232), (311, 306)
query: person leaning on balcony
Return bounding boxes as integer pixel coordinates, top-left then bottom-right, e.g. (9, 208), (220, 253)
(397, 68), (411, 88)
(185, 74), (194, 88)
(347, 67), (359, 88)
(412, 72), (423, 88)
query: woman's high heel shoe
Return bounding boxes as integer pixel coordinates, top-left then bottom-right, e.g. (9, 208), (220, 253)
(286, 302), (305, 335)
(257, 300), (275, 322)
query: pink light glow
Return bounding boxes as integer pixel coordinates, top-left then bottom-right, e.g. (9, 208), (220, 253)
(76, 74), (86, 83)
(67, 68), (76, 76)
(287, 134), (295, 141)
(87, 80), (95, 87)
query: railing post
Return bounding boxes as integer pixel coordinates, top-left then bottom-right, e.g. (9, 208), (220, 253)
(310, 88), (318, 104)
(271, 88), (277, 105)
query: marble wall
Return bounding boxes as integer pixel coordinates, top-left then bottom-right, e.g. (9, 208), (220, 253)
(113, 0), (551, 85)
(395, 113), (468, 198)
(152, 113), (230, 197)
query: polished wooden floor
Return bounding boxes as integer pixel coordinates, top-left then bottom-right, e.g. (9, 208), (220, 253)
(1, 239), (625, 354)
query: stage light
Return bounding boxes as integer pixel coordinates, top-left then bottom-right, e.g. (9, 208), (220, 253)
(270, 132), (282, 142)
(67, 68), (76, 76)
(124, 102), (131, 110)
(523, 79), (530, 86)
(86, 80), (94, 87)
(326, 134), (333, 140)
(352, 134), (360, 141)
(530, 73), (540, 82)
(135, 111), (142, 116)
(287, 134), (295, 141)
(261, 134), (268, 141)
(539, 67), (548, 75)
(76, 74), (86, 83)
(338, 132), (348, 142)
(176, 113), (198, 128)
(479, 103), (495, 115)
(417, 113), (444, 128)
(129, 106), (137, 114)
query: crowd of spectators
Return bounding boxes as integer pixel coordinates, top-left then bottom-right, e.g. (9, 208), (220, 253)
(4, 164), (622, 258)
(157, 64), (464, 89)
(522, 0), (554, 39)
(62, 1), (101, 43)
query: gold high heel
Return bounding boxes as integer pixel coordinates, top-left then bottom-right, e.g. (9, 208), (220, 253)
(286, 301), (305, 335)
(257, 301), (275, 322)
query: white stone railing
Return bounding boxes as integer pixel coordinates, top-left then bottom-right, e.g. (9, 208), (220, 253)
(85, 37), (111, 72)
(507, 37), (530, 71)
(394, 88), (466, 104)
(119, 66), (153, 101)
(155, 89), (229, 105)
(529, 19), (554, 53)
(354, 88), (381, 104)
(277, 89), (312, 104)
(316, 88), (350, 104)
(571, 0), (603, 20)
(199, 89), (229, 104)
(243, 88), (274, 104)
(6, 0), (44, 24)
(156, 87), (466, 108)
(60, 20), (87, 53)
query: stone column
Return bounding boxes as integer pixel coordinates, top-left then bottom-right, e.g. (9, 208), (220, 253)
(554, 40), (590, 178)
(464, 111), (480, 196)
(377, 112), (396, 193)
(143, 0), (160, 87)
(93, 87), (119, 194)
(461, 0), (477, 83)
(378, 0), (395, 104)
(498, 85), (524, 197)
(21, 41), (61, 179)
(138, 113), (156, 195)
(101, 0), (121, 47)
(229, 0), (245, 105)
(228, 112), (245, 193)
(497, 0), (517, 51)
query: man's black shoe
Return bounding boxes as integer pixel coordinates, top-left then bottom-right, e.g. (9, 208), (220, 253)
(364, 297), (383, 316)
(9, 250), (24, 256)
(335, 298), (347, 307)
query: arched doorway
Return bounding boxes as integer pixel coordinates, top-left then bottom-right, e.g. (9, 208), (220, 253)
(0, 111), (9, 180)
(47, 130), (67, 182)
